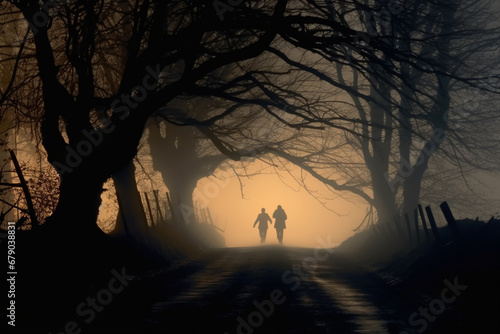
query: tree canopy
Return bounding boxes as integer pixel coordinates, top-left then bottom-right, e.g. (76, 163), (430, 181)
(1, 0), (499, 236)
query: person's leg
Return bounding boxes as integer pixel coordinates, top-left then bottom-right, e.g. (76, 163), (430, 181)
(260, 229), (266, 243)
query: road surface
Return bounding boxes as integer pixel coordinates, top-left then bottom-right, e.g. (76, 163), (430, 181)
(97, 245), (425, 334)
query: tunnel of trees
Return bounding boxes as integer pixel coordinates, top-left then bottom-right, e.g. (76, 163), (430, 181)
(0, 0), (499, 252)
(1, 1), (500, 333)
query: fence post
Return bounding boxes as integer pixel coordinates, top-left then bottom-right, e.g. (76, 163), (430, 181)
(392, 214), (404, 239)
(413, 208), (420, 245)
(144, 192), (155, 226)
(386, 219), (396, 240)
(418, 204), (431, 241)
(206, 207), (215, 225)
(439, 201), (462, 241)
(9, 150), (38, 228)
(115, 191), (130, 236)
(203, 207), (209, 223)
(381, 222), (393, 239)
(404, 213), (413, 246)
(166, 192), (173, 222)
(373, 224), (384, 241)
(153, 190), (164, 223)
(425, 206), (442, 245)
(164, 201), (169, 221)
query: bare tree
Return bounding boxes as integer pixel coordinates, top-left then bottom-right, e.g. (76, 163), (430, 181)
(3, 0), (294, 238)
(4, 0), (495, 242)
(258, 0), (500, 227)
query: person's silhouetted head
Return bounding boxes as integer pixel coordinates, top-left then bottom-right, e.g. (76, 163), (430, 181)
(261, 208), (265, 213)
(277, 205), (282, 209)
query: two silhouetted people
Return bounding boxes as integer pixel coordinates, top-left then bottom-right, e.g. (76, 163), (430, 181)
(253, 205), (287, 244)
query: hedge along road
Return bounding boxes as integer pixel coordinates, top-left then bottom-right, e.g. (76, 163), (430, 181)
(79, 242), (456, 334)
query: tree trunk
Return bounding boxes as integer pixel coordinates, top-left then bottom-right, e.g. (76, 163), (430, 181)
(366, 69), (397, 225)
(371, 163), (398, 224)
(112, 161), (149, 237)
(164, 174), (199, 226)
(148, 121), (224, 226)
(402, 163), (426, 218)
(43, 174), (106, 240)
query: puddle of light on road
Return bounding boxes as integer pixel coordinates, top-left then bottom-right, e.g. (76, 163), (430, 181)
(314, 276), (389, 333)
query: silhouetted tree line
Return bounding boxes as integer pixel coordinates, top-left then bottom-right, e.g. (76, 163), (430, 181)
(0, 0), (499, 242)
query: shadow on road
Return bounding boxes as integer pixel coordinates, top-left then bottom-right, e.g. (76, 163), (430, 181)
(96, 246), (419, 334)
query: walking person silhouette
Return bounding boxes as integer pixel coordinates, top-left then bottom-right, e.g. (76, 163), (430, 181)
(273, 205), (287, 244)
(253, 208), (272, 243)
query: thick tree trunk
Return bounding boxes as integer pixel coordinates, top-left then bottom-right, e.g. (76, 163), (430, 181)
(43, 174), (106, 240)
(167, 177), (198, 226)
(402, 171), (424, 218)
(366, 70), (397, 225)
(112, 161), (149, 237)
(162, 174), (208, 253)
(148, 121), (224, 226)
(371, 163), (398, 224)
(401, 128), (445, 218)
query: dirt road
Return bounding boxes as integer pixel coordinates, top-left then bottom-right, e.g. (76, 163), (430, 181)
(105, 245), (423, 334)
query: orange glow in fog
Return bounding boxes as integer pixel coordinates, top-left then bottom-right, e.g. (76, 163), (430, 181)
(195, 162), (369, 248)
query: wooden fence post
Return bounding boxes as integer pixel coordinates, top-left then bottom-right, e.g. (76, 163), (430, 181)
(385, 220), (396, 240)
(380, 222), (391, 239)
(115, 191), (130, 236)
(425, 206), (442, 245)
(166, 192), (173, 222)
(144, 192), (155, 226)
(404, 213), (413, 246)
(413, 208), (420, 245)
(439, 201), (462, 241)
(153, 190), (164, 223)
(202, 206), (207, 223)
(418, 204), (431, 241)
(164, 201), (169, 221)
(9, 150), (38, 228)
(206, 207), (214, 225)
(382, 223), (393, 241)
(373, 224), (383, 240)
(392, 215), (404, 239)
